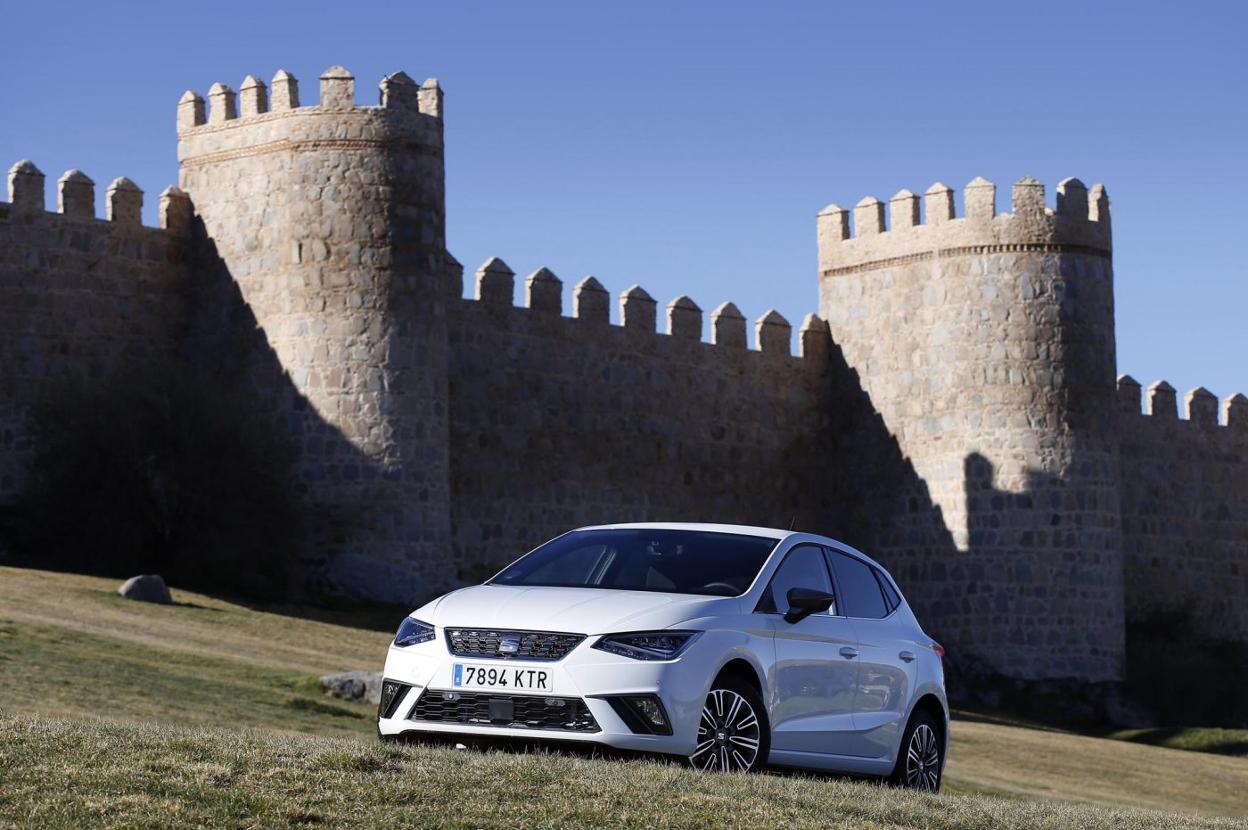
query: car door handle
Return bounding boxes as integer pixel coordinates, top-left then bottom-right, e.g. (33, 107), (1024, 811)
(899, 651), (916, 663)
(839, 646), (859, 659)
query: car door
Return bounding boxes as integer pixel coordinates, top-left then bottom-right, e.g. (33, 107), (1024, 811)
(764, 543), (861, 757)
(826, 548), (915, 759)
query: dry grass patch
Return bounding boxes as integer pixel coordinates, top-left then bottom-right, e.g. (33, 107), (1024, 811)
(2, 716), (1245, 830)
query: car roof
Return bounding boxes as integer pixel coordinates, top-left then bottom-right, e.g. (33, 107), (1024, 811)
(570, 522), (890, 573)
(574, 521), (793, 541)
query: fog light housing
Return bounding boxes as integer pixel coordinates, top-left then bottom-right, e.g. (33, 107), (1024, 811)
(606, 694), (672, 735)
(378, 679), (412, 719)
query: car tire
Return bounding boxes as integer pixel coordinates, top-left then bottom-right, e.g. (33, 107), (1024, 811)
(889, 709), (944, 792)
(689, 675), (770, 773)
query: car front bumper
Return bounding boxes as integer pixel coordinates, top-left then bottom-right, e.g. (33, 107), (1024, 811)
(377, 631), (732, 757)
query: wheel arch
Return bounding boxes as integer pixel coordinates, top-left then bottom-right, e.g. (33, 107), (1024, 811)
(713, 656), (764, 695)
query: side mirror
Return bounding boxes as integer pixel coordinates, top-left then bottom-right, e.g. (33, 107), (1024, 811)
(784, 587), (835, 623)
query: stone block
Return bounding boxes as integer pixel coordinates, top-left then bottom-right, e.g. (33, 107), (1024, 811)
(525, 266), (562, 314)
(118, 574), (172, 604)
(711, 301), (746, 348)
(667, 295), (702, 340)
(574, 276), (609, 323)
(620, 285), (656, 331)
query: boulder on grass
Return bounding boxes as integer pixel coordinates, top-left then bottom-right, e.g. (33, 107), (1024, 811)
(117, 574), (172, 604)
(321, 671), (383, 705)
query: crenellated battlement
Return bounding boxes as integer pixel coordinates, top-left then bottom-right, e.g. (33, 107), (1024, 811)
(1116, 375), (1248, 431)
(818, 176), (1111, 276)
(2, 160), (190, 235)
(176, 66), (443, 140)
(464, 257), (827, 360)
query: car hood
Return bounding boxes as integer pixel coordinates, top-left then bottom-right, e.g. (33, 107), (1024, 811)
(417, 584), (736, 635)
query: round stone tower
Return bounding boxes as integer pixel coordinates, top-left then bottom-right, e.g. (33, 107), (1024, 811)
(176, 66), (460, 602)
(818, 177), (1123, 681)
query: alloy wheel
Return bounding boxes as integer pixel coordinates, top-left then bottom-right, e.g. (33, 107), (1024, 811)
(904, 723), (941, 791)
(691, 688), (762, 772)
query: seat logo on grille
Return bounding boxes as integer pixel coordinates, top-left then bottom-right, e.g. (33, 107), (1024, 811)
(497, 634), (521, 655)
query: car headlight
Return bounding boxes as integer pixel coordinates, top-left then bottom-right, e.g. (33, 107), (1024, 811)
(394, 617), (435, 647)
(592, 630), (701, 661)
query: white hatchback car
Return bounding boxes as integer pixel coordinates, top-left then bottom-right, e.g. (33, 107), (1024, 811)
(378, 523), (948, 790)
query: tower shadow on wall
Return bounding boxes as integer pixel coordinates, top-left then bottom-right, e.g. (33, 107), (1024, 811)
(181, 215), (408, 602)
(816, 338), (959, 626)
(956, 451), (1129, 721)
(8, 216), (399, 606)
(817, 340), (1123, 712)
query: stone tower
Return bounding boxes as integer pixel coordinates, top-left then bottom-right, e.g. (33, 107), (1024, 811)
(176, 67), (460, 601)
(817, 177), (1123, 681)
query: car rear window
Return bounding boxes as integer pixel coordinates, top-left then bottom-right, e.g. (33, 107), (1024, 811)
(828, 550), (889, 619)
(490, 529), (779, 597)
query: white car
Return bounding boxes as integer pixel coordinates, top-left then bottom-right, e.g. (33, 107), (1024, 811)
(378, 523), (948, 790)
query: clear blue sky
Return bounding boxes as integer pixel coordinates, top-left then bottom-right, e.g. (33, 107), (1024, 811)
(3, 1), (1245, 405)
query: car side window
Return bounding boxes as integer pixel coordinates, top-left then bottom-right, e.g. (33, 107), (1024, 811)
(828, 550), (889, 619)
(759, 544), (835, 615)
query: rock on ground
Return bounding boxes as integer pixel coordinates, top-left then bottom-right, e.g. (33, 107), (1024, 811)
(321, 671), (383, 705)
(117, 575), (172, 605)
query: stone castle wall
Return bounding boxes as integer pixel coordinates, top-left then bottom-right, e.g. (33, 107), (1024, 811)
(1116, 377), (1248, 639)
(445, 259), (842, 581)
(0, 163), (190, 504)
(1, 63), (1245, 683)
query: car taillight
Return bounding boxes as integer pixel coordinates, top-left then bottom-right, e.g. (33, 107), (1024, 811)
(931, 642), (945, 661)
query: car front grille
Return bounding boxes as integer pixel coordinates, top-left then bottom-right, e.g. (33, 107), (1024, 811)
(445, 628), (585, 661)
(409, 690), (600, 733)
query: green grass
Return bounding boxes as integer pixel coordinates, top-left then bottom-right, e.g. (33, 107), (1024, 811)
(955, 706), (1248, 759)
(1106, 727), (1248, 758)
(2, 715), (1245, 830)
(0, 619), (374, 736)
(1, 565), (1247, 828)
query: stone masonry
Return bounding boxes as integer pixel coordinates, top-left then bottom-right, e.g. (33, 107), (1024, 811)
(1, 64), (1245, 683)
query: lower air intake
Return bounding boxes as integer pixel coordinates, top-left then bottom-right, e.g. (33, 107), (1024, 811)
(408, 690), (600, 733)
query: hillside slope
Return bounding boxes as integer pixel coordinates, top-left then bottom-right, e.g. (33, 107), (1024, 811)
(2, 715), (1244, 830)
(1, 565), (1246, 822)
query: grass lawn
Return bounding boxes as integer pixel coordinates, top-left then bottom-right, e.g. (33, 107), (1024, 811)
(3, 715), (1246, 830)
(1, 565), (1247, 827)
(1106, 726), (1248, 758)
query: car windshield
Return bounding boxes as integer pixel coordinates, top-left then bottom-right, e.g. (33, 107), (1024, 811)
(489, 528), (779, 597)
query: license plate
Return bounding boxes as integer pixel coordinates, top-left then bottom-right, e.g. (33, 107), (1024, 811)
(453, 663), (554, 693)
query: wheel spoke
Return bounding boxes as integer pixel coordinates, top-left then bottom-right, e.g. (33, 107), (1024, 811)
(690, 688), (763, 774)
(900, 725), (940, 792)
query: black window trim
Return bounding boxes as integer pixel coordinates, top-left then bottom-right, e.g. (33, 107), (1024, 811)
(753, 542), (842, 617)
(824, 546), (898, 621)
(873, 566), (903, 614)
